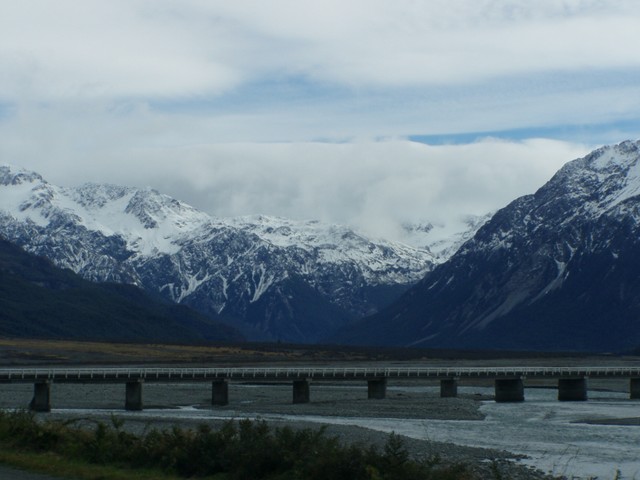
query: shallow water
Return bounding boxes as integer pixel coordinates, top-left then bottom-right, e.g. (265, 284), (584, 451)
(297, 387), (640, 479)
(49, 386), (640, 479)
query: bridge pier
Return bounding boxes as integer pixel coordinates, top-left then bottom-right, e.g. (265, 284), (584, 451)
(494, 378), (524, 402)
(212, 379), (229, 406)
(367, 377), (387, 399)
(630, 378), (640, 399)
(440, 378), (458, 398)
(30, 381), (51, 412)
(125, 380), (144, 411)
(558, 377), (587, 401)
(293, 379), (310, 404)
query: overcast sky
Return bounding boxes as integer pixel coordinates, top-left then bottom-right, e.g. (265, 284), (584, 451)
(1, 1), (639, 239)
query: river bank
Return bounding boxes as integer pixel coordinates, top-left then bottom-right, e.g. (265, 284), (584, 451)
(1, 380), (560, 479)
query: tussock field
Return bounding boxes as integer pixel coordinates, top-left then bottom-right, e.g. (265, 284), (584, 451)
(2, 337), (636, 367)
(0, 338), (399, 366)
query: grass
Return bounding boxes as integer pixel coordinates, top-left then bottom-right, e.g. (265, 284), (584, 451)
(0, 336), (596, 368)
(0, 338), (286, 365)
(0, 450), (191, 480)
(0, 337), (384, 365)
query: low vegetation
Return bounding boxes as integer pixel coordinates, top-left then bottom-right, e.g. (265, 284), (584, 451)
(0, 410), (470, 480)
(0, 336), (586, 368)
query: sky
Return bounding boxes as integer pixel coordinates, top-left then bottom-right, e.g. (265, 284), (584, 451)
(1, 1), (639, 240)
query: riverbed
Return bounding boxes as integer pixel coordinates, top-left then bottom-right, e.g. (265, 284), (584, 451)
(3, 380), (638, 478)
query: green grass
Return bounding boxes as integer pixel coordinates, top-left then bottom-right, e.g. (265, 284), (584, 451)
(0, 410), (470, 480)
(0, 450), (191, 480)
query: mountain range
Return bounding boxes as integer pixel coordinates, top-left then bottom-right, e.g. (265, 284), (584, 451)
(335, 140), (640, 352)
(0, 165), (457, 342)
(4, 140), (640, 352)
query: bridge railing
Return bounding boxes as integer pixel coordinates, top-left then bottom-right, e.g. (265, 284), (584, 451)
(1, 366), (640, 382)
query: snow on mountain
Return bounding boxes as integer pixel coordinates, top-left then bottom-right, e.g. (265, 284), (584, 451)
(335, 140), (640, 352)
(227, 215), (434, 285)
(0, 166), (212, 258)
(399, 214), (492, 262)
(0, 164), (440, 342)
(549, 140), (640, 218)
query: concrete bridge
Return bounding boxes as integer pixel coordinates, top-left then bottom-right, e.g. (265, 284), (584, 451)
(1, 366), (639, 412)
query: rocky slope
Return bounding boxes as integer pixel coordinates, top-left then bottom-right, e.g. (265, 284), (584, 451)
(0, 237), (242, 342)
(335, 140), (640, 352)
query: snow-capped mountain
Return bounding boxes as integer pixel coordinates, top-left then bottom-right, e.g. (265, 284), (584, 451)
(400, 214), (492, 262)
(0, 165), (436, 342)
(335, 140), (640, 352)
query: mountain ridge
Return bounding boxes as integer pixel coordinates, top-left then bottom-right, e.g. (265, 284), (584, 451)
(0, 236), (243, 342)
(334, 140), (640, 352)
(0, 165), (445, 342)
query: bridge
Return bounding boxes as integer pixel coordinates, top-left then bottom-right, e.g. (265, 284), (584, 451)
(2, 366), (640, 412)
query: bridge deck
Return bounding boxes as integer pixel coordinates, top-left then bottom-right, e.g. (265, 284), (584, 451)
(2, 366), (640, 383)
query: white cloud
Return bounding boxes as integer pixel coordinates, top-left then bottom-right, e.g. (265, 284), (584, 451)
(163, 138), (588, 242)
(0, 1), (240, 100)
(172, 1), (640, 88)
(0, 125), (589, 239)
(1, 0), (640, 100)
(0, 1), (636, 241)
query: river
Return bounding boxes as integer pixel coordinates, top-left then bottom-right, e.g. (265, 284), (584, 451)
(44, 385), (640, 479)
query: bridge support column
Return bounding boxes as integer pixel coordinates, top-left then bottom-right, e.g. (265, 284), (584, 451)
(212, 379), (229, 406)
(293, 379), (310, 404)
(494, 378), (524, 402)
(440, 378), (458, 398)
(30, 381), (51, 412)
(367, 378), (387, 399)
(558, 377), (587, 401)
(125, 380), (144, 411)
(630, 378), (640, 400)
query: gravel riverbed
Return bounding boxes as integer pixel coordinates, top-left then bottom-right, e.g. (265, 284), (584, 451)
(1, 380), (560, 479)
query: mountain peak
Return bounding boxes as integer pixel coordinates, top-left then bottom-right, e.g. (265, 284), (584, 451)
(536, 139), (640, 220)
(0, 166), (443, 342)
(0, 164), (45, 187)
(71, 183), (133, 209)
(335, 140), (640, 352)
(587, 139), (640, 171)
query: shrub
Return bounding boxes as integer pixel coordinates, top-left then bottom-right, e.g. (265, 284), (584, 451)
(0, 410), (471, 479)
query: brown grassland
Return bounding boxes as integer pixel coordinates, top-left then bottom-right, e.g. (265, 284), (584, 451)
(0, 336), (602, 368)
